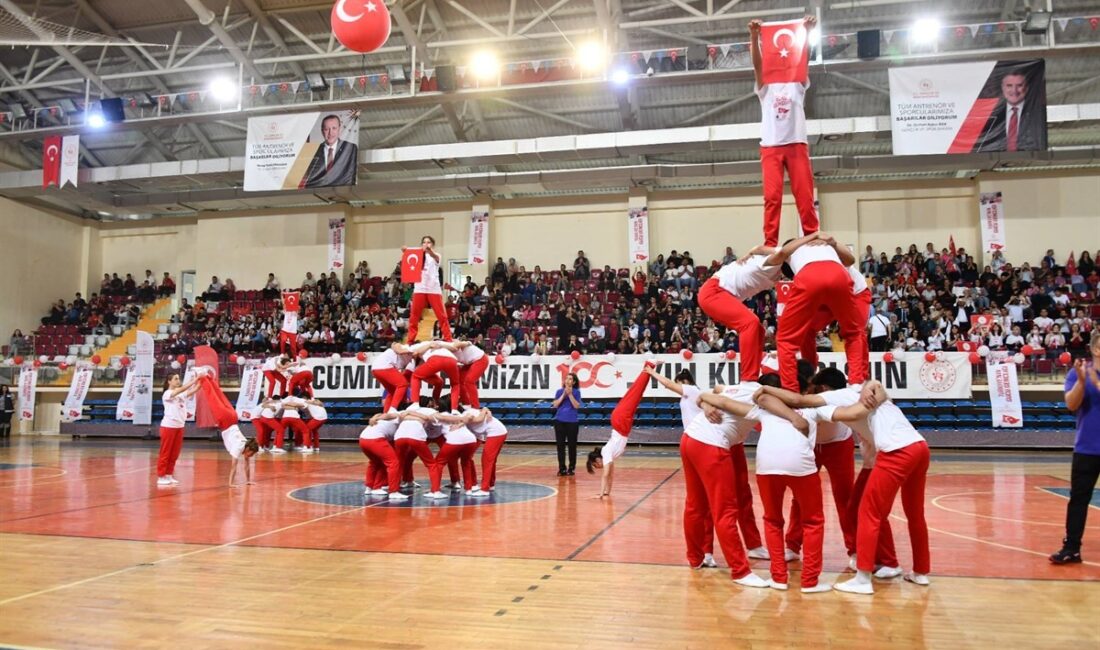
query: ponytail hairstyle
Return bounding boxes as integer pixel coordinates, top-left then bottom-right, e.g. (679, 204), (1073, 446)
(586, 447), (602, 474)
(162, 373), (180, 392)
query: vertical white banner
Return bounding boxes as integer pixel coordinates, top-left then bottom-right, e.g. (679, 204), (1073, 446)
(235, 366), (264, 421)
(132, 332), (155, 425)
(468, 209), (489, 265)
(979, 192), (1007, 253)
(18, 366), (36, 422)
(328, 217), (345, 272)
(116, 365), (136, 420)
(183, 366), (197, 422)
(61, 366), (94, 422)
(628, 206), (650, 264)
(60, 135), (79, 188)
(988, 360), (1023, 428)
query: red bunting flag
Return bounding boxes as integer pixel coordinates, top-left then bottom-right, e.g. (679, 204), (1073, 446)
(401, 247), (423, 284)
(759, 20), (810, 84)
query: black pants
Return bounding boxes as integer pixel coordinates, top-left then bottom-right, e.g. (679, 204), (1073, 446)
(554, 421), (579, 472)
(870, 336), (889, 352)
(1065, 452), (1100, 550)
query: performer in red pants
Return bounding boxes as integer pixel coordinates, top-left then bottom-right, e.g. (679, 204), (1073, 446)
(156, 371), (201, 487)
(279, 394), (311, 452)
(372, 343), (414, 412)
(585, 361), (658, 497)
(410, 343), (461, 413)
(252, 397), (287, 453)
(287, 364), (314, 398)
(394, 405), (438, 491)
(194, 369), (259, 486)
(304, 398), (327, 452)
(425, 413), (479, 499)
(359, 412), (404, 500)
(405, 236), (453, 343)
(749, 16), (820, 247)
(453, 340), (489, 407)
(798, 266), (872, 382)
(261, 355), (292, 398)
(467, 407), (507, 495)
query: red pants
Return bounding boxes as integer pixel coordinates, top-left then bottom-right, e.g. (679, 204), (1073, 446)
(254, 417), (285, 448)
(198, 375), (238, 431)
(305, 419), (325, 448)
(287, 370), (314, 398)
(760, 142), (818, 247)
(699, 277), (764, 381)
(412, 357), (460, 412)
(797, 290), (871, 378)
(786, 437), (857, 556)
(374, 367), (408, 412)
(757, 472), (825, 588)
(480, 434), (507, 491)
(680, 435), (753, 579)
(278, 329), (298, 357)
(429, 438), (461, 484)
(406, 292), (453, 343)
(263, 370), (287, 398)
(283, 418), (308, 446)
(730, 444), (764, 548)
(849, 467), (898, 567)
(156, 426), (184, 477)
(459, 356), (489, 408)
(360, 437), (401, 493)
(431, 441), (478, 492)
(857, 441), (930, 574)
(396, 438), (435, 481)
(610, 364), (653, 435)
(778, 262), (863, 392)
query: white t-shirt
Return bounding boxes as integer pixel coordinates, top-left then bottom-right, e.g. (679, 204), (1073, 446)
(280, 396), (306, 418)
(679, 385), (703, 431)
(422, 347), (457, 362)
(814, 387), (863, 445)
(756, 81), (809, 147)
(849, 266), (868, 295)
(684, 410), (746, 450)
(455, 344), (486, 365)
(372, 348), (408, 371)
(260, 401), (279, 419)
(715, 255), (781, 299)
(306, 404), (327, 420)
(414, 250), (442, 294)
(790, 245), (843, 276)
(869, 313), (890, 338)
(719, 382), (764, 442)
(751, 406), (822, 476)
(466, 408), (507, 439)
(262, 355), (284, 371)
(443, 424), (477, 445)
(281, 310), (298, 334)
(817, 390), (924, 453)
(360, 418), (399, 440)
(161, 393), (187, 428)
(395, 406), (436, 441)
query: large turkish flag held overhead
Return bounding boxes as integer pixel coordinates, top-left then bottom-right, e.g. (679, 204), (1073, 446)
(760, 20), (809, 85)
(400, 248), (423, 284)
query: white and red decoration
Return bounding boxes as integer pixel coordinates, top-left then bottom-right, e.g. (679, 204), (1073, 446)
(979, 191), (1007, 253)
(328, 217), (346, 272)
(235, 366), (264, 421)
(331, 0), (391, 54)
(18, 365), (36, 422)
(115, 331), (154, 425)
(759, 20), (810, 85)
(400, 247), (423, 283)
(469, 208), (489, 265)
(627, 204), (650, 264)
(61, 365), (94, 423)
(988, 359), (1023, 428)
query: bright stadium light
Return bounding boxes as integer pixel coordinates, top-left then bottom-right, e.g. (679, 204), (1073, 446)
(576, 40), (607, 72)
(912, 18), (942, 44)
(610, 67), (631, 86)
(470, 50), (500, 80)
(86, 112), (106, 128)
(208, 76), (238, 103)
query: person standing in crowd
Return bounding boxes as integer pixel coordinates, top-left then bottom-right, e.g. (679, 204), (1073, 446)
(0, 385), (16, 439)
(1051, 331), (1100, 564)
(553, 372), (582, 476)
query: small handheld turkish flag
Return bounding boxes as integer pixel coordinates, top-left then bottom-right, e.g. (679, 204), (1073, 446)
(282, 291), (301, 313)
(401, 247), (423, 284)
(760, 20), (809, 85)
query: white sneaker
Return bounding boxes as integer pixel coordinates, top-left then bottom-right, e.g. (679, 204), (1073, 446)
(387, 491), (410, 501)
(833, 577), (874, 595)
(489, 486), (496, 492)
(848, 555), (858, 572)
(448, 482), (463, 491)
(747, 546), (770, 560)
(701, 553), (718, 568)
(801, 583), (833, 594)
(426, 491), (448, 499)
(156, 477), (172, 487)
(371, 488), (389, 496)
(364, 487), (373, 496)
(904, 572), (931, 586)
(784, 549), (802, 562)
(767, 580), (789, 591)
(466, 489), (489, 497)
(732, 572), (770, 589)
(167, 475), (180, 485)
(299, 448), (314, 455)
(270, 447), (287, 455)
(312, 448), (320, 454)
(401, 481), (422, 490)
(874, 566), (903, 579)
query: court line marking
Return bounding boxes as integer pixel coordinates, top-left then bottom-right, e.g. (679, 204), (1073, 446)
(565, 468), (681, 561)
(0, 498), (390, 607)
(0, 467), (68, 485)
(930, 489), (1100, 527)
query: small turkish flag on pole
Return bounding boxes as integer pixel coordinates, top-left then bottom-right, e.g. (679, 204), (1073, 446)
(42, 135), (61, 188)
(760, 20), (809, 84)
(282, 291), (300, 313)
(401, 247), (423, 284)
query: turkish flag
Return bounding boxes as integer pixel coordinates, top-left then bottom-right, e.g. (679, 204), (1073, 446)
(42, 135), (61, 188)
(401, 247), (423, 284)
(282, 291), (301, 313)
(760, 20), (809, 85)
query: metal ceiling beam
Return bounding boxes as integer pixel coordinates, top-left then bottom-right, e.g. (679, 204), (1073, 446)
(516, 0), (573, 36)
(486, 97), (603, 132)
(665, 0), (706, 18)
(445, 1), (506, 38)
(677, 90), (756, 125)
(375, 105), (444, 147)
(824, 71), (890, 96)
(182, 0), (265, 82)
(238, 0), (307, 79)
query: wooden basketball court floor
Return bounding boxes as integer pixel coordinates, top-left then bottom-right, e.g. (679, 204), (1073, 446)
(1, 437), (1098, 649)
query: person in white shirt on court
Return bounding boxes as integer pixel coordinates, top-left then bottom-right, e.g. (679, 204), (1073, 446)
(156, 372), (202, 487)
(425, 411), (480, 499)
(371, 342), (414, 413)
(304, 398), (327, 453)
(279, 393), (311, 453)
(394, 403), (439, 490)
(466, 406), (508, 494)
(252, 397), (287, 454)
(261, 354), (293, 398)
(359, 411), (404, 500)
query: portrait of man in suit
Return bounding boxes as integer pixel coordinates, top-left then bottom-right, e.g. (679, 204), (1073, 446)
(974, 63), (1047, 153)
(301, 113), (359, 188)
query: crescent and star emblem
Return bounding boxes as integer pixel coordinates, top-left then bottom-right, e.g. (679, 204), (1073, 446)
(45, 144), (59, 160)
(335, 0), (377, 22)
(772, 27), (797, 58)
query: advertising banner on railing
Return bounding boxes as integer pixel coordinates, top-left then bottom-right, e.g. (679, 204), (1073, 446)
(235, 366), (264, 421)
(989, 360), (1023, 428)
(18, 366), (36, 422)
(116, 331), (154, 425)
(61, 366), (94, 422)
(244, 110), (360, 191)
(280, 352), (973, 400)
(888, 59), (1046, 155)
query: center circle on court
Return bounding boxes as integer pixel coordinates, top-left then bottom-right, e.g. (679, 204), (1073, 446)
(289, 480), (556, 508)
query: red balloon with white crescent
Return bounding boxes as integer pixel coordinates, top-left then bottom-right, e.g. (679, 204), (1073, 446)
(331, 0), (392, 54)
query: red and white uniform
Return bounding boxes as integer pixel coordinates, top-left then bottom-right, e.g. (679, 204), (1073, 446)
(602, 364), (654, 465)
(699, 256), (781, 382)
(751, 405), (828, 589)
(287, 362), (314, 398)
(279, 309), (299, 356)
(253, 399), (286, 448)
(467, 408), (507, 491)
(756, 81), (818, 247)
(455, 344), (489, 408)
(305, 402), (327, 449)
(372, 348), (413, 412)
(279, 395), (309, 446)
(156, 391), (187, 478)
(360, 418), (401, 493)
(430, 423), (478, 492)
(713, 382), (767, 550)
(262, 355), (289, 398)
(777, 246), (866, 392)
(819, 396), (929, 575)
(394, 406), (437, 481)
(411, 345), (461, 413)
(406, 249), (453, 343)
(798, 265), (871, 379)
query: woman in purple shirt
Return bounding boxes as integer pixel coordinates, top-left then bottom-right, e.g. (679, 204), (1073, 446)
(553, 373), (582, 476)
(1051, 331), (1100, 564)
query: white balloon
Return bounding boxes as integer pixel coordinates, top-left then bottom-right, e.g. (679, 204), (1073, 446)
(977, 345), (990, 358)
(170, 360), (181, 370)
(530, 353), (540, 363)
(38, 355), (48, 363)
(1013, 353), (1025, 364)
(606, 352), (616, 363)
(236, 355), (247, 365)
(66, 355), (77, 364)
(330, 353), (341, 364)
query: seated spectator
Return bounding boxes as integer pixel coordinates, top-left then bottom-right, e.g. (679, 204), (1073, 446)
(203, 276), (225, 301)
(262, 273), (280, 299)
(159, 272), (176, 297)
(573, 250), (591, 280)
(224, 278), (237, 299)
(721, 246), (737, 266)
(302, 272), (317, 288)
(9, 330), (26, 356)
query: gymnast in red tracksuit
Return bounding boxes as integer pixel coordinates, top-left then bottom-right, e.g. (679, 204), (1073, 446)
(304, 398), (327, 453)
(410, 342), (461, 413)
(286, 361), (314, 398)
(585, 361), (658, 497)
(193, 367), (259, 486)
(405, 235), (453, 344)
(262, 355), (293, 398)
(797, 264), (871, 381)
(252, 397), (287, 454)
(371, 343), (414, 413)
(466, 406), (507, 494)
(393, 404), (439, 489)
(279, 394), (311, 453)
(359, 411), (404, 500)
(425, 411), (479, 500)
(452, 340), (489, 408)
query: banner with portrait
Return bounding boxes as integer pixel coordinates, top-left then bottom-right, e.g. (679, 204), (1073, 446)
(117, 332), (155, 425)
(888, 59), (1046, 155)
(979, 191), (1007, 253)
(469, 209), (489, 265)
(244, 110), (360, 191)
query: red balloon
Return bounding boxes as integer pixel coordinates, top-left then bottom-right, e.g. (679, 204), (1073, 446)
(120, 356), (131, 367)
(331, 0), (392, 54)
(1059, 352), (1072, 365)
(570, 350), (581, 360)
(176, 355), (186, 365)
(495, 354), (505, 365)
(90, 354), (102, 364)
(59, 362), (68, 370)
(229, 353), (238, 363)
(33, 359), (41, 368)
(882, 352), (894, 363)
(1021, 345), (1034, 356)
(968, 352), (980, 364)
(725, 350), (737, 361)
(298, 349), (309, 359)
(13, 355), (23, 365)
(924, 351), (936, 362)
(356, 351), (367, 362)
(681, 349), (693, 360)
